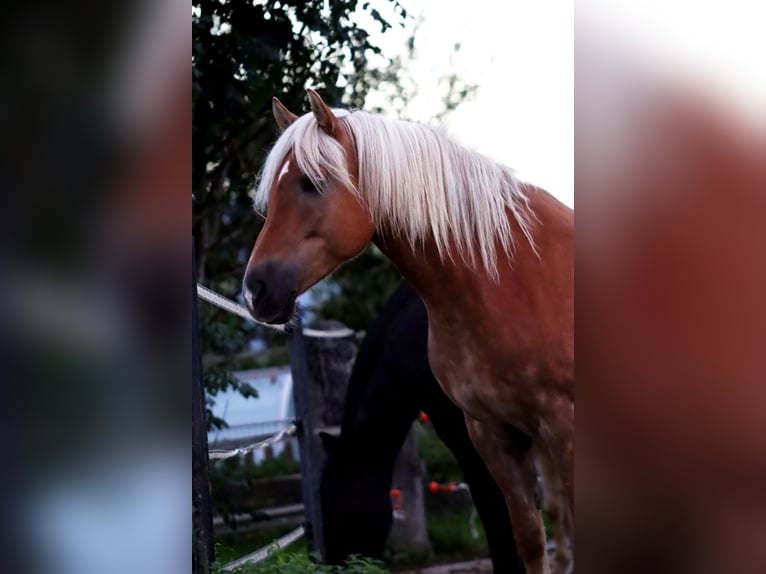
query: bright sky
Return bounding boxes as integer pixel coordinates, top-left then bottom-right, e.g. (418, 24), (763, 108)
(577, 0), (766, 120)
(362, 0), (574, 208)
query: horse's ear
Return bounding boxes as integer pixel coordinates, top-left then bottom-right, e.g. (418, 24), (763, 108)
(318, 431), (339, 454)
(306, 88), (339, 136)
(272, 97), (298, 133)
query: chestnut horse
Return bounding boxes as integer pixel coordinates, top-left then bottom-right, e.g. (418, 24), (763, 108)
(321, 280), (573, 574)
(243, 90), (574, 574)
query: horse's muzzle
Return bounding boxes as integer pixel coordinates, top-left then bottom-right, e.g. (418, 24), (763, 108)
(243, 262), (298, 324)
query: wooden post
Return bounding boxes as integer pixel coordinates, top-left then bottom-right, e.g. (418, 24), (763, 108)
(192, 243), (215, 573)
(287, 314), (326, 558)
(302, 319), (357, 431)
(288, 317), (357, 561)
(390, 427), (431, 557)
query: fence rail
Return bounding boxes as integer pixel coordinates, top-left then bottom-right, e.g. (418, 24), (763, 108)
(209, 418), (295, 445)
(223, 525), (306, 571)
(208, 423), (297, 460)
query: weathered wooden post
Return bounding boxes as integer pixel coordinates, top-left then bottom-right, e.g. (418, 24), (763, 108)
(287, 314), (326, 558)
(192, 244), (214, 574)
(288, 317), (357, 561)
(302, 319), (357, 432)
(390, 428), (431, 558)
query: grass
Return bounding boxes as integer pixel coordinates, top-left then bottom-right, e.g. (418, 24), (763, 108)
(426, 509), (488, 563)
(212, 551), (389, 573)
(215, 525), (308, 566)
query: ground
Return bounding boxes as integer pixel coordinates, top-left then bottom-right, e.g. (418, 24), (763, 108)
(399, 559), (493, 574)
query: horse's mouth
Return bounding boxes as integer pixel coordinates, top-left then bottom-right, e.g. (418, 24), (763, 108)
(247, 289), (297, 326)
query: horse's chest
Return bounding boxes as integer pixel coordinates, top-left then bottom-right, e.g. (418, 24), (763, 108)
(427, 333), (518, 422)
(426, 325), (570, 430)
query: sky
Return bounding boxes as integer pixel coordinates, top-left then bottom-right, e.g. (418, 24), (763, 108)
(361, 0), (574, 208)
(358, 0), (766, 213)
(577, 0), (766, 119)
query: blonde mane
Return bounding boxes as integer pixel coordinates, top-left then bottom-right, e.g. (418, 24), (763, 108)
(255, 109), (537, 277)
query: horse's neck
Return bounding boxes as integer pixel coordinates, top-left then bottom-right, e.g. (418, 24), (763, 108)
(373, 186), (572, 335)
(373, 216), (513, 325)
(375, 236), (481, 320)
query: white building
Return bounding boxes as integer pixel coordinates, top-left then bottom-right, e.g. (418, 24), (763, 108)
(206, 365), (297, 463)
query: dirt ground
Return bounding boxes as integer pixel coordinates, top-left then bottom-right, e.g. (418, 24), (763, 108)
(399, 559), (493, 574)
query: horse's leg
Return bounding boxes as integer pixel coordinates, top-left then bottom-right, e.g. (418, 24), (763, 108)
(465, 415), (549, 574)
(426, 377), (524, 573)
(537, 449), (573, 574)
(463, 459), (526, 574)
(543, 414), (574, 516)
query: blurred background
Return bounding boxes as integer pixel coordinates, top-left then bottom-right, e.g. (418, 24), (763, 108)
(577, 1), (766, 573)
(1, 0), (763, 572)
(2, 1), (189, 573)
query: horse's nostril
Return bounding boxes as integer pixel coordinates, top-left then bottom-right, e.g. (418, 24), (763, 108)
(244, 274), (267, 309)
(252, 280), (266, 304)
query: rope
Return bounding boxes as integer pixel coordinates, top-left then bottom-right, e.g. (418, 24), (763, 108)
(222, 525), (305, 570)
(209, 424), (297, 460)
(197, 283), (265, 325)
(196, 283), (355, 338)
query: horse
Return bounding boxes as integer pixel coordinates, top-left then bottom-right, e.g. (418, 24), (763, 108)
(243, 90), (574, 574)
(319, 280), (573, 574)
(319, 280), (524, 573)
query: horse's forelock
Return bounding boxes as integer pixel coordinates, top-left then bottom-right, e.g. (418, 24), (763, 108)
(254, 110), (355, 208)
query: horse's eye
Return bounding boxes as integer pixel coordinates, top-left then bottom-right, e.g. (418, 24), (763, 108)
(300, 175), (319, 194)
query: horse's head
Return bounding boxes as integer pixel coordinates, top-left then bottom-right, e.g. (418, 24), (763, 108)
(318, 432), (394, 564)
(243, 90), (374, 324)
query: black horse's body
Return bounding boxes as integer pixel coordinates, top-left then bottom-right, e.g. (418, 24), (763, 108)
(320, 282), (524, 573)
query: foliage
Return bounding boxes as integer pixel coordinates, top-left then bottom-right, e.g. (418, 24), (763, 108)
(425, 510), (487, 562)
(369, 18), (477, 123)
(416, 424), (491, 563)
(212, 551), (388, 574)
(215, 528), (308, 566)
(212, 450), (301, 482)
(416, 424), (463, 483)
(381, 542), (432, 569)
(205, 366), (258, 430)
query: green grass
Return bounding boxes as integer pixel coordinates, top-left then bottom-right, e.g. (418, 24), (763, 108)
(212, 551), (389, 573)
(426, 509), (488, 563)
(215, 525), (308, 566)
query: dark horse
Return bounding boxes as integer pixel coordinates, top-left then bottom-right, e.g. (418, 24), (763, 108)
(319, 281), (525, 573)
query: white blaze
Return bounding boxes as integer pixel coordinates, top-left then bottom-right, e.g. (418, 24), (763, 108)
(277, 160), (290, 183)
